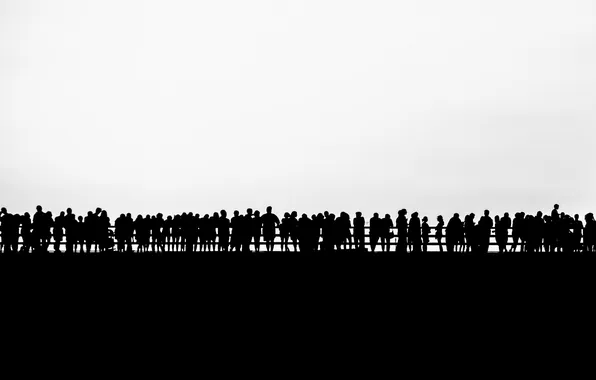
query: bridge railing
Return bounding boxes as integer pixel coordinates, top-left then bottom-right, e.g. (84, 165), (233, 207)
(2, 225), (579, 253)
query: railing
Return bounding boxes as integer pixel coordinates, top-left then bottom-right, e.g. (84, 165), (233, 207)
(1, 225), (581, 253)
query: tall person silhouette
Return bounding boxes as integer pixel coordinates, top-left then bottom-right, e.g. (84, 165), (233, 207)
(261, 207), (280, 253)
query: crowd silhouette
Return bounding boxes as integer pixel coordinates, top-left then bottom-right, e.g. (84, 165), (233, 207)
(0, 204), (593, 256)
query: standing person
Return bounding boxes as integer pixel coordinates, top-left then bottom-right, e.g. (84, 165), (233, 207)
(369, 213), (381, 253)
(464, 214), (476, 254)
(64, 208), (77, 254)
(380, 214), (394, 253)
(115, 214), (126, 253)
(163, 216), (173, 252)
(501, 213), (512, 253)
(584, 213), (595, 253)
(495, 215), (507, 254)
(280, 212), (291, 252)
(261, 206), (280, 253)
(43, 212), (53, 253)
(510, 213), (524, 253)
(241, 209), (254, 254)
(353, 212), (365, 250)
(573, 214), (583, 254)
(409, 212), (422, 254)
(218, 210), (230, 252)
(340, 212), (353, 250)
(436, 216), (444, 253)
(421, 216), (430, 253)
(298, 214), (312, 253)
(32, 206), (45, 253)
(52, 211), (65, 253)
(230, 211), (242, 253)
(20, 213), (32, 254)
(252, 210), (262, 253)
(396, 209), (408, 254)
(446, 213), (462, 255)
(288, 211), (299, 253)
(74, 216), (84, 254)
(478, 210), (493, 254)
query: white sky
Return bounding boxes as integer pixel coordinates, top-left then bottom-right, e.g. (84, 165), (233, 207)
(1, 0), (595, 220)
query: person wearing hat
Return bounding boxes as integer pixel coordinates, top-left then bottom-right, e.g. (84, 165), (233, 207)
(421, 216), (430, 253)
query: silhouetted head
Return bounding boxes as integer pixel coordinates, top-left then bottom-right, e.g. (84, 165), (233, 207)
(246, 208), (253, 216)
(385, 214), (391, 219)
(437, 215), (443, 222)
(301, 213), (308, 219)
(1, 207), (7, 214)
(470, 213), (475, 219)
(291, 211), (298, 218)
(234, 210), (239, 217)
(412, 212), (418, 218)
(324, 211), (329, 217)
(504, 212), (509, 218)
(554, 204), (559, 210)
(127, 213), (132, 218)
(537, 211), (543, 217)
(78, 216), (83, 222)
(221, 210), (227, 217)
(101, 211), (107, 217)
(422, 216), (428, 222)
(284, 212), (290, 218)
(266, 206), (272, 214)
(254, 211), (260, 217)
(24, 212), (30, 218)
(356, 212), (362, 217)
(60, 211), (65, 217)
(37, 206), (42, 212)
(495, 215), (500, 222)
(454, 213), (459, 218)
(575, 214), (579, 220)
(67, 208), (72, 215)
(96, 207), (102, 214)
(484, 210), (490, 216)
(120, 214), (125, 218)
(373, 213), (379, 218)
(213, 212), (219, 218)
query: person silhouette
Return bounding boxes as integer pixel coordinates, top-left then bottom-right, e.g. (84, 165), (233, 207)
(436, 216), (444, 253)
(495, 215), (507, 254)
(0, 207), (6, 253)
(242, 209), (253, 254)
(354, 212), (365, 250)
(32, 206), (47, 253)
(584, 213), (594, 254)
(53, 211), (65, 253)
(218, 210), (230, 252)
(64, 208), (76, 254)
(252, 210), (262, 253)
(231, 211), (242, 253)
(115, 214), (126, 253)
(280, 212), (291, 252)
(478, 210), (493, 254)
(464, 213), (475, 254)
(261, 206), (280, 253)
(21, 212), (32, 254)
(369, 213), (381, 253)
(573, 214), (583, 254)
(163, 215), (173, 252)
(446, 213), (462, 255)
(408, 212), (421, 254)
(396, 209), (408, 254)
(421, 216), (430, 253)
(289, 211), (298, 252)
(510, 212), (524, 253)
(381, 214), (394, 253)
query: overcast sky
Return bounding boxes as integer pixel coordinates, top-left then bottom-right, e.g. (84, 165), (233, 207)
(1, 0), (595, 220)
